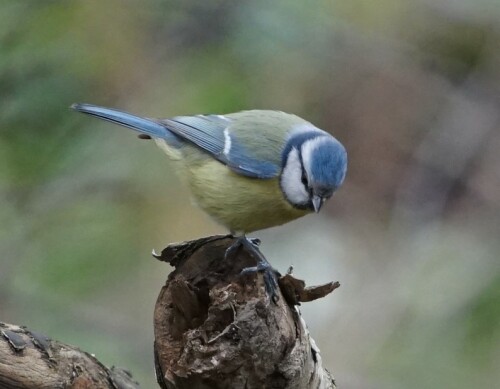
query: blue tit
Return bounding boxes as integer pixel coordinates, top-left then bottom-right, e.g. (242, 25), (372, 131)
(71, 104), (347, 234)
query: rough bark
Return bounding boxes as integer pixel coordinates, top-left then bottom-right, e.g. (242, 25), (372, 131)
(0, 235), (339, 389)
(0, 322), (140, 389)
(153, 235), (338, 389)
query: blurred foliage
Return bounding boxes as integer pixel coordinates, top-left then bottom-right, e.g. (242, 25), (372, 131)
(1, 1), (499, 388)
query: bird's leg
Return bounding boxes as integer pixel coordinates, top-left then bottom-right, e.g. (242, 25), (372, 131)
(248, 237), (261, 246)
(225, 236), (280, 303)
(225, 235), (260, 257)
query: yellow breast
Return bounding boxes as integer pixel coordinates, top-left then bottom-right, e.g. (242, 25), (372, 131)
(183, 160), (309, 233)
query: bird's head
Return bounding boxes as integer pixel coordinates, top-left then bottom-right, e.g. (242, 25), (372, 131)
(280, 128), (347, 212)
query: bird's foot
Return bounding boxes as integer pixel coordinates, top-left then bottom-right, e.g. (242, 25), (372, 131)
(241, 261), (280, 304)
(248, 237), (261, 246)
(225, 236), (260, 259)
(225, 236), (258, 260)
(225, 236), (280, 303)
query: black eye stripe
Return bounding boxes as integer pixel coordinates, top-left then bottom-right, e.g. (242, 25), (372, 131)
(301, 172), (307, 185)
(298, 150), (309, 189)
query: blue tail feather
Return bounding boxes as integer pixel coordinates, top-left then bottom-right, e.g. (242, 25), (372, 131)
(71, 103), (173, 140)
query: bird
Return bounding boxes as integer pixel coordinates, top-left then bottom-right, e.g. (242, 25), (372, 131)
(71, 103), (347, 300)
(71, 104), (347, 232)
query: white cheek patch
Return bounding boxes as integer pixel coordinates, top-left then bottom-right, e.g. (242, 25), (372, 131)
(280, 147), (310, 206)
(300, 137), (327, 181)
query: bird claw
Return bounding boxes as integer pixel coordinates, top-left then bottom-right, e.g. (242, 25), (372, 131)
(241, 261), (280, 304)
(226, 236), (280, 303)
(249, 237), (261, 246)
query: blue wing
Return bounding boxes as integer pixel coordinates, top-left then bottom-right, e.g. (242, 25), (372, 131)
(72, 104), (280, 179)
(161, 115), (280, 179)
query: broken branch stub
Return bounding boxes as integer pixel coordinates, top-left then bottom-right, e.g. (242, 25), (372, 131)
(0, 322), (140, 389)
(153, 235), (338, 389)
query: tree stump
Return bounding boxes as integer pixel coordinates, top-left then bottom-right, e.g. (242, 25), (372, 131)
(153, 235), (338, 389)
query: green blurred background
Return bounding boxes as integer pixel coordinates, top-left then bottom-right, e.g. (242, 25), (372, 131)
(1, 1), (499, 388)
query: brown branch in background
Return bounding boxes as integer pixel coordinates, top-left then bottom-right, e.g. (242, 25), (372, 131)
(0, 323), (140, 389)
(153, 235), (339, 389)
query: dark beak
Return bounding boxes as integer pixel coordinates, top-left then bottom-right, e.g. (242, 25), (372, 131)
(312, 195), (323, 213)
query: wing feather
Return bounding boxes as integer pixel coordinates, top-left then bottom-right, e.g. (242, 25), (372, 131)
(161, 115), (279, 179)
